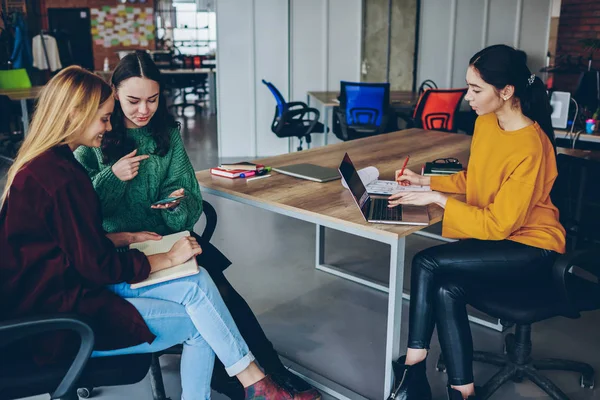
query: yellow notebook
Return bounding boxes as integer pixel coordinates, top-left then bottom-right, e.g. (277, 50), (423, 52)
(129, 231), (199, 289)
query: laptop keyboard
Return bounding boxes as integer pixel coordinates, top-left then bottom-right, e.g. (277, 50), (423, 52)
(371, 199), (402, 221)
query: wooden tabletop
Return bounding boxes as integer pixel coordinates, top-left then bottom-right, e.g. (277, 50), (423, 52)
(0, 86), (44, 101)
(196, 129), (471, 239)
(555, 129), (600, 143)
(307, 90), (420, 108)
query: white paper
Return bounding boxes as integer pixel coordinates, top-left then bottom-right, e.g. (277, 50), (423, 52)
(366, 180), (430, 195)
(341, 166), (379, 189)
(342, 166), (430, 195)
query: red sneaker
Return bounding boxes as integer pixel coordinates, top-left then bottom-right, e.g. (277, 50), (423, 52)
(244, 375), (321, 400)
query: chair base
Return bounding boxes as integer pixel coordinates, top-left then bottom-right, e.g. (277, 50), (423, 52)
(437, 326), (595, 400)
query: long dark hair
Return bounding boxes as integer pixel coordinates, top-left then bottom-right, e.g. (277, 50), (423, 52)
(469, 44), (555, 147)
(101, 50), (178, 163)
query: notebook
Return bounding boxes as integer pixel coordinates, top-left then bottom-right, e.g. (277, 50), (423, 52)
(129, 231), (199, 289)
(273, 164), (341, 183)
(341, 165), (430, 195)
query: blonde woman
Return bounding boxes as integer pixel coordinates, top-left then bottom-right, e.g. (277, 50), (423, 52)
(0, 66), (318, 400)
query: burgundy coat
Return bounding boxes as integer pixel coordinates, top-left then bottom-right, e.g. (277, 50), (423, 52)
(0, 145), (156, 364)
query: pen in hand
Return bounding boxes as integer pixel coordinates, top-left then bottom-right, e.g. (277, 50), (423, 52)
(397, 155), (410, 183)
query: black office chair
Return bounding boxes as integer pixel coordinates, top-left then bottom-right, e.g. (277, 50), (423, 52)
(332, 81), (396, 141)
(436, 154), (600, 400)
(0, 315), (152, 400)
(262, 79), (325, 151)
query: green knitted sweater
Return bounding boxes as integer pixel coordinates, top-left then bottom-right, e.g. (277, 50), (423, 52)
(74, 126), (203, 236)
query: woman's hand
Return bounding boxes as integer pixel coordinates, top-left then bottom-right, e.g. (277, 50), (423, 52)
(388, 191), (448, 208)
(167, 236), (202, 266)
(111, 149), (149, 182)
(151, 188), (185, 210)
(147, 236), (202, 273)
(395, 168), (430, 186)
(106, 231), (162, 247)
(130, 231), (162, 244)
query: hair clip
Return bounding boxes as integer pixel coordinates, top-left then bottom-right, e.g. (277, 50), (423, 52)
(527, 74), (535, 86)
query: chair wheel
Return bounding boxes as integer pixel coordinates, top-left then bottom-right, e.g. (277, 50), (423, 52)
(580, 374), (595, 389)
(436, 358), (446, 372)
(77, 387), (93, 398)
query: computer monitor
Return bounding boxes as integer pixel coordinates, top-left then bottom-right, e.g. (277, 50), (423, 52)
(550, 91), (571, 130)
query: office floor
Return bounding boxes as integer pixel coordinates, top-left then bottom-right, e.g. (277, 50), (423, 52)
(4, 112), (600, 400)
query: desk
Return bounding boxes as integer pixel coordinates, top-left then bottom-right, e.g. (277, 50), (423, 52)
(160, 68), (217, 115)
(0, 86), (44, 135)
(306, 91), (420, 146)
(555, 128), (600, 144)
(196, 129), (471, 399)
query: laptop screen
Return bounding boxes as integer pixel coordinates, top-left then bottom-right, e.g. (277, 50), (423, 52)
(339, 153), (370, 211)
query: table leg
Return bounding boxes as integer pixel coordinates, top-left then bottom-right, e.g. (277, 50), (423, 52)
(323, 107), (329, 146)
(315, 224), (389, 292)
(208, 71), (217, 115)
(383, 237), (405, 399)
(20, 99), (29, 135)
(315, 229), (505, 332)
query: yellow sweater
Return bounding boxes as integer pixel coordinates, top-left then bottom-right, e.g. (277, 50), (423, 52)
(430, 113), (566, 254)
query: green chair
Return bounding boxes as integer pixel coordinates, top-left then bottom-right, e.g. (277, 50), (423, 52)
(0, 69), (32, 90)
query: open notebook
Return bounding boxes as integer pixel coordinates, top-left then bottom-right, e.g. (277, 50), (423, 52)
(129, 231), (199, 289)
(341, 166), (430, 195)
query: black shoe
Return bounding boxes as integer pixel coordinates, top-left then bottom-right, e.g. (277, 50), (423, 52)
(447, 386), (479, 400)
(387, 356), (432, 400)
(212, 374), (245, 400)
(271, 369), (321, 399)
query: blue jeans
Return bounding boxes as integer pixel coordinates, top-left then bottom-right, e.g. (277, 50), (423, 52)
(92, 268), (255, 400)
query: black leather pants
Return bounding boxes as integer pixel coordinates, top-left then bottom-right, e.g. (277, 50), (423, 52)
(407, 239), (558, 385)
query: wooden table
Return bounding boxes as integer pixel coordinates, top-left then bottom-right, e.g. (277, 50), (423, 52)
(306, 90), (420, 146)
(0, 86), (44, 134)
(196, 129), (471, 399)
(555, 128), (600, 145)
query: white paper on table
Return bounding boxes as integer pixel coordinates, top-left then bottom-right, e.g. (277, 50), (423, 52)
(341, 166), (430, 195)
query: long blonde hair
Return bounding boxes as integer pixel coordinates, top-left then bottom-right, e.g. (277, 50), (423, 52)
(1, 66), (112, 207)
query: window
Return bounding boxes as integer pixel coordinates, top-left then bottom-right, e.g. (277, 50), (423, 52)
(171, 2), (216, 55)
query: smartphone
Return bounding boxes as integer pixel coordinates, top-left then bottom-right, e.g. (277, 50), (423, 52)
(151, 195), (186, 206)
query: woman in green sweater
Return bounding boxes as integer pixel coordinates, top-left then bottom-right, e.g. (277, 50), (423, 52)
(74, 51), (319, 400)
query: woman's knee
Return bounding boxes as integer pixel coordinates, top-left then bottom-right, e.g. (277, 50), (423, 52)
(412, 248), (441, 276)
(172, 268), (221, 304)
(436, 281), (467, 307)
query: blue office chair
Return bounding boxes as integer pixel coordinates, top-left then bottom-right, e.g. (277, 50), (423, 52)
(332, 81), (395, 141)
(262, 79), (325, 151)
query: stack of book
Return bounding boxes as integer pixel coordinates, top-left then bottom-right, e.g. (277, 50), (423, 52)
(210, 162), (269, 179)
(422, 161), (463, 177)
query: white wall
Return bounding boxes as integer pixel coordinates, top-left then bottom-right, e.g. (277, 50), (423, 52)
(216, 0), (362, 158)
(417, 0), (552, 89)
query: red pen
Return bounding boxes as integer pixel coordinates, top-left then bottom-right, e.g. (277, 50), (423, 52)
(397, 155), (410, 182)
(240, 171), (256, 178)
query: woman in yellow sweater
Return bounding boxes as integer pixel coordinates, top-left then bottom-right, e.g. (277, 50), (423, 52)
(386, 45), (566, 400)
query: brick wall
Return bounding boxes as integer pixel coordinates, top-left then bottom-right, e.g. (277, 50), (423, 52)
(40, 0), (155, 71)
(554, 0), (600, 92)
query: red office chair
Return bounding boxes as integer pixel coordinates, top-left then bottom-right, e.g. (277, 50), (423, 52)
(399, 88), (467, 132)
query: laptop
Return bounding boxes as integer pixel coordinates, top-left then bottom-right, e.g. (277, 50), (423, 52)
(338, 153), (429, 225)
(273, 164), (341, 183)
